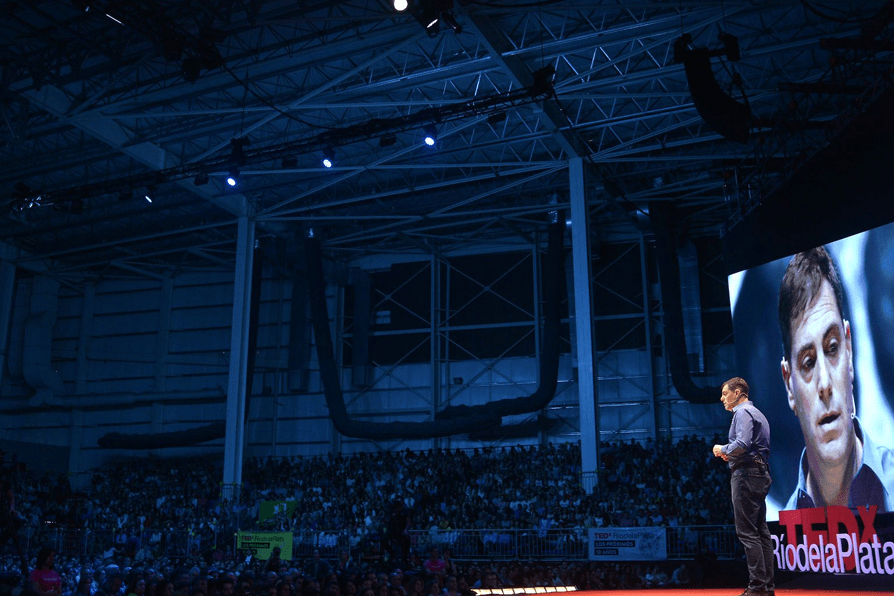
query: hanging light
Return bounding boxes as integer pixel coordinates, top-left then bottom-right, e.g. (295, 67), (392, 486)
(322, 147), (336, 168)
(422, 124), (438, 147)
(226, 167), (241, 187)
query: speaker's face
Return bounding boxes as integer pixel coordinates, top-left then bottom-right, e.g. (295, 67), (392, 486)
(784, 280), (856, 476)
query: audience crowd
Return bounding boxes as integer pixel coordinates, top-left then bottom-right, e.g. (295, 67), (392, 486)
(1, 435), (731, 594)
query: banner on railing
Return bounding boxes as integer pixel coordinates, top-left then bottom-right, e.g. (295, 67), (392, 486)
(259, 500), (298, 524)
(237, 531), (293, 560)
(588, 527), (667, 561)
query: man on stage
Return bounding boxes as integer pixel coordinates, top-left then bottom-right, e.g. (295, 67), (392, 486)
(713, 377), (774, 596)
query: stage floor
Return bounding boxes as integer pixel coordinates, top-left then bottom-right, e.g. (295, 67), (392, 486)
(584, 591), (893, 595)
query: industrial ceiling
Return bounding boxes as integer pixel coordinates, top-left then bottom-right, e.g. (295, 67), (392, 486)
(1, 0), (892, 281)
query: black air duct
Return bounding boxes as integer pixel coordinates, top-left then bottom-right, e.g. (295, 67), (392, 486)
(305, 236), (500, 440)
(97, 246), (264, 449)
(436, 218), (564, 420)
(650, 202), (720, 403)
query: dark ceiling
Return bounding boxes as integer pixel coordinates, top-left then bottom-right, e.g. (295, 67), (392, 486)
(1, 0), (892, 281)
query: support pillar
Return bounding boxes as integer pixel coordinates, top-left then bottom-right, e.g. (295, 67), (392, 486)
(223, 214), (255, 502)
(640, 232), (660, 440)
(76, 284), (95, 394)
(151, 403), (165, 458)
(0, 260), (15, 391)
(569, 158), (600, 493)
(155, 274), (174, 392)
(329, 282), (344, 455)
(430, 255), (442, 450)
(68, 410), (84, 490)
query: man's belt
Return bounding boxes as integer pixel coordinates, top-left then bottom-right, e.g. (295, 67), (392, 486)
(731, 457), (769, 472)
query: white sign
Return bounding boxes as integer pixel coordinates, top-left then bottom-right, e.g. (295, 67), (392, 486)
(588, 527), (667, 561)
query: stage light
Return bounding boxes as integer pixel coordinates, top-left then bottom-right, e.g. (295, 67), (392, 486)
(394, 0), (408, 10)
(422, 124), (438, 146)
(226, 167), (240, 187)
(144, 185), (156, 203)
(194, 173), (210, 186)
(181, 56), (201, 83)
(322, 147), (335, 168)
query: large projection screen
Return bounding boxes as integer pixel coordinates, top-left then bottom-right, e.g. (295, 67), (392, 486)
(728, 223), (894, 522)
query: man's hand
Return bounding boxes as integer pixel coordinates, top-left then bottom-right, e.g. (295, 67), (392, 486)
(712, 445), (724, 458)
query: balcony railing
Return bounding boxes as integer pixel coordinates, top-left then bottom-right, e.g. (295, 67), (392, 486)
(6, 525), (737, 562)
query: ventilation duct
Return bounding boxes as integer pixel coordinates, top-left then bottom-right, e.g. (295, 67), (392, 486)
(650, 202), (720, 403)
(97, 247), (264, 449)
(288, 278), (311, 392)
(305, 235), (500, 439)
(23, 276), (64, 399)
(435, 218), (564, 421)
(678, 238), (704, 372)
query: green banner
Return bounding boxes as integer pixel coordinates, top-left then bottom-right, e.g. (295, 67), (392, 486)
(259, 500), (298, 524)
(237, 531), (293, 561)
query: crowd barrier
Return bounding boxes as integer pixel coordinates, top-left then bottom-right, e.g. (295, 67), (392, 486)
(10, 528), (207, 560)
(7, 525), (737, 562)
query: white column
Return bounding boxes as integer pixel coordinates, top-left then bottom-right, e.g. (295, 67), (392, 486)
(223, 214), (255, 500)
(569, 158), (600, 493)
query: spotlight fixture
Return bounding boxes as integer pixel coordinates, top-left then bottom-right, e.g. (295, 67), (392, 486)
(144, 185), (156, 203)
(487, 112), (508, 126)
(422, 124), (438, 146)
(194, 173), (210, 186)
(403, 0), (460, 37)
(226, 167), (240, 187)
(441, 11), (462, 34)
(393, 0), (409, 10)
(181, 56), (202, 83)
(321, 147), (335, 168)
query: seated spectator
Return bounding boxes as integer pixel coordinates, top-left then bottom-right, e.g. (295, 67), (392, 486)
(421, 549), (445, 578)
(670, 563), (690, 587)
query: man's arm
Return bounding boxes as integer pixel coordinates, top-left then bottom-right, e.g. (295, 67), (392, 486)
(723, 410), (755, 457)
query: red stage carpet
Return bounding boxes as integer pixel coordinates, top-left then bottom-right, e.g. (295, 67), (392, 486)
(581, 591), (893, 595)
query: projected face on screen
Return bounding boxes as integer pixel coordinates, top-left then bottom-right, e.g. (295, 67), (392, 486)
(728, 226), (894, 521)
(778, 249), (858, 507)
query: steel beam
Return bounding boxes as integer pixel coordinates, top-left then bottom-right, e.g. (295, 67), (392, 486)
(569, 157), (599, 492)
(223, 209), (255, 500)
